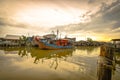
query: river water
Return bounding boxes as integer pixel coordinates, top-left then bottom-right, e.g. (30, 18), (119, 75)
(0, 47), (120, 80)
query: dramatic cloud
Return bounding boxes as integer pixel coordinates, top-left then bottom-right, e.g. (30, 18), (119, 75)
(51, 0), (120, 41)
(0, 0), (120, 41)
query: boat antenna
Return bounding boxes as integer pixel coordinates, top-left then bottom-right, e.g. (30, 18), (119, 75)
(57, 29), (59, 39)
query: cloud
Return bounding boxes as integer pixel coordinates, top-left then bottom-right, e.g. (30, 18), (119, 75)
(100, 0), (120, 13)
(0, 16), (49, 37)
(0, 17), (7, 26)
(0, 0), (120, 40)
(98, 0), (120, 31)
(102, 1), (120, 20)
(112, 21), (120, 29)
(0, 17), (28, 29)
(50, 0), (120, 40)
(88, 0), (96, 3)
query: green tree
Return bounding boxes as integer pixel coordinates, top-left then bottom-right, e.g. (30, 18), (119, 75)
(19, 35), (28, 46)
(87, 37), (93, 42)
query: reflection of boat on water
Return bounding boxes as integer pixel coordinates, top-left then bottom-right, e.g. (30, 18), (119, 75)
(0, 47), (74, 60)
(30, 48), (73, 62)
(0, 47), (74, 69)
(30, 48), (74, 69)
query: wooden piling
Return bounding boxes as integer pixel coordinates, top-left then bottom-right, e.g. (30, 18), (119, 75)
(100, 45), (113, 60)
(98, 45), (114, 80)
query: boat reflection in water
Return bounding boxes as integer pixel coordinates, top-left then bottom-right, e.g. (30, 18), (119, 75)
(1, 47), (74, 69)
(30, 48), (73, 69)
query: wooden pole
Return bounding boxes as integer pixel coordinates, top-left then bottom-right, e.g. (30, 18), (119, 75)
(98, 45), (114, 80)
(100, 45), (113, 60)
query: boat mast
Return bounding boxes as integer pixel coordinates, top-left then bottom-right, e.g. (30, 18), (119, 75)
(57, 29), (59, 40)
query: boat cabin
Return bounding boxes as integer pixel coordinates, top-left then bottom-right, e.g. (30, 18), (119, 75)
(56, 39), (69, 46)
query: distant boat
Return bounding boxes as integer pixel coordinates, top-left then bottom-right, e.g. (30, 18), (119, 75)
(35, 37), (73, 50)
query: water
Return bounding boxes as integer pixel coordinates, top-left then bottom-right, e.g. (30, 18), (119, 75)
(0, 47), (120, 80)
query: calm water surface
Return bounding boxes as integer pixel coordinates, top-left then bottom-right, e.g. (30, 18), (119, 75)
(0, 47), (120, 80)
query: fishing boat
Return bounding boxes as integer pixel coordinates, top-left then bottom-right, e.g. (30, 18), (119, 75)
(35, 37), (73, 50)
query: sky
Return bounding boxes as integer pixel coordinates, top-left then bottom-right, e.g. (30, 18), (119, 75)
(0, 0), (120, 41)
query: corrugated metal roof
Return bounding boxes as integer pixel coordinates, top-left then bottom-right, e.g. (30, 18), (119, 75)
(5, 35), (20, 40)
(111, 39), (120, 41)
(43, 34), (56, 38)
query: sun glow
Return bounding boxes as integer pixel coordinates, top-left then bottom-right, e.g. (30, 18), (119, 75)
(14, 8), (82, 27)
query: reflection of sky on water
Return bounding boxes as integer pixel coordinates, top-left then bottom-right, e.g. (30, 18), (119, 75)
(0, 47), (120, 80)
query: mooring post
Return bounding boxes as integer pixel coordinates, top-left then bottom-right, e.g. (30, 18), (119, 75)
(98, 45), (114, 80)
(100, 45), (113, 60)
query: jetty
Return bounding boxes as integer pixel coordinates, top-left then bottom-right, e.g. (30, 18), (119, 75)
(98, 40), (120, 80)
(111, 39), (120, 52)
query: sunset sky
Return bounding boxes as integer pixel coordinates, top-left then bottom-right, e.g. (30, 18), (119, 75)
(0, 0), (120, 41)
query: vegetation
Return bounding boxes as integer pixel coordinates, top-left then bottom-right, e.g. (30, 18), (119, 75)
(19, 35), (28, 46)
(87, 37), (93, 42)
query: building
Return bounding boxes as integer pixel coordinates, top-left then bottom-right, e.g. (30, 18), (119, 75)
(5, 35), (20, 40)
(65, 37), (76, 42)
(4, 35), (20, 46)
(43, 34), (56, 40)
(111, 39), (120, 48)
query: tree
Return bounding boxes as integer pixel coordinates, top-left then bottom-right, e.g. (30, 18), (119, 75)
(87, 37), (93, 42)
(19, 35), (28, 46)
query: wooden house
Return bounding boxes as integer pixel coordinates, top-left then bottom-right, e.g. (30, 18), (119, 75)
(112, 39), (120, 48)
(4, 35), (20, 46)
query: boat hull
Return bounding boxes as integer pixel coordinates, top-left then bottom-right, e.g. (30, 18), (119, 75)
(35, 39), (72, 50)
